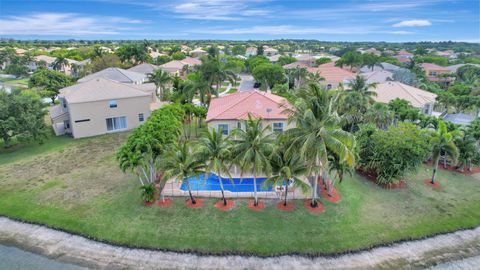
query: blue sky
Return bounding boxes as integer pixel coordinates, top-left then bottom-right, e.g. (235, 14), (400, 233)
(0, 0), (479, 42)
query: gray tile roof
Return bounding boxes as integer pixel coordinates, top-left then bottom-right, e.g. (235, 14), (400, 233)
(60, 78), (150, 104)
(360, 62), (401, 73)
(78, 67), (146, 84)
(128, 63), (159, 75)
(443, 113), (476, 126)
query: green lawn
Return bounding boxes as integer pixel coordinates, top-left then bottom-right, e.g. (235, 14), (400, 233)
(0, 77), (29, 87)
(0, 133), (480, 256)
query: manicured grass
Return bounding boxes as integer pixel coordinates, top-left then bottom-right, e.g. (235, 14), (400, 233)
(0, 77), (29, 87)
(0, 133), (480, 256)
(228, 88), (237, 93)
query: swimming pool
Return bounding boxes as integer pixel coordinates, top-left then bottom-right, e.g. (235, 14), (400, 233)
(180, 174), (272, 192)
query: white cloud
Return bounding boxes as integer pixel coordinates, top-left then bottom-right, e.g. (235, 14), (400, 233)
(0, 12), (144, 36)
(392, 19), (432, 27)
(171, 0), (273, 20)
(187, 25), (413, 35)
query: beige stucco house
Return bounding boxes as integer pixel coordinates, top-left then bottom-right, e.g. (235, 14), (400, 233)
(50, 78), (160, 138)
(371, 81), (437, 115)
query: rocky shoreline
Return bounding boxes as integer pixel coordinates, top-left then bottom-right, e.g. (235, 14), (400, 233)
(1, 217), (479, 270)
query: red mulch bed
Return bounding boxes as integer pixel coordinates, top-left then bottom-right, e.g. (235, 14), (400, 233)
(424, 179), (441, 188)
(143, 201), (154, 207)
(356, 169), (407, 189)
(319, 184), (341, 203)
(185, 198), (204, 208)
(156, 198), (173, 208)
(424, 161), (480, 175)
(303, 200), (325, 214)
(276, 201), (295, 211)
(214, 200), (235, 211)
(247, 200), (265, 211)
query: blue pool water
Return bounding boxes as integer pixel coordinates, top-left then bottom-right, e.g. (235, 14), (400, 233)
(180, 174), (272, 192)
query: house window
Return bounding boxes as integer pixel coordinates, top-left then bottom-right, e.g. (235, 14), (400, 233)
(237, 122), (242, 129)
(61, 99), (67, 108)
(326, 84), (332, 90)
(139, 113), (144, 122)
(217, 124), (229, 135)
(429, 71), (437, 76)
(109, 100), (118, 108)
(106, 116), (127, 131)
(272, 122), (284, 133)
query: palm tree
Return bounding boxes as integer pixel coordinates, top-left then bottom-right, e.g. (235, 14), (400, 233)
(232, 115), (275, 206)
(348, 75), (377, 104)
(307, 71), (325, 84)
(365, 102), (394, 130)
(263, 144), (310, 206)
(196, 128), (233, 206)
(147, 69), (171, 101)
(288, 66), (309, 89)
(455, 129), (478, 172)
(340, 91), (369, 132)
(163, 141), (205, 204)
(428, 121), (461, 184)
(52, 56), (69, 72)
(92, 46), (104, 59)
(327, 154), (354, 196)
(196, 56), (235, 102)
(285, 82), (356, 207)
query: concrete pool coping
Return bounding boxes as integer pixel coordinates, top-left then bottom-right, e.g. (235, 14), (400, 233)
(1, 216), (479, 269)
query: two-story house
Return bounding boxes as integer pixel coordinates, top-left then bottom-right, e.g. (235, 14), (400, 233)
(420, 63), (455, 86)
(50, 78), (159, 138)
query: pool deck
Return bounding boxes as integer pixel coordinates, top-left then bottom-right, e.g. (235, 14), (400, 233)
(162, 179), (309, 200)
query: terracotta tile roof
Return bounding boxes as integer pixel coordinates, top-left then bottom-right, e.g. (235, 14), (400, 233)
(420, 63), (450, 72)
(397, 50), (413, 56)
(372, 81), (437, 108)
(181, 57), (202, 66)
(283, 61), (310, 69)
(308, 62), (356, 83)
(206, 90), (291, 122)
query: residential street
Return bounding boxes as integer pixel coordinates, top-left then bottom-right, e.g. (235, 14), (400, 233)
(239, 73), (256, 91)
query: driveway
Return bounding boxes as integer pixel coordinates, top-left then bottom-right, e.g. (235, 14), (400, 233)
(238, 73), (256, 92)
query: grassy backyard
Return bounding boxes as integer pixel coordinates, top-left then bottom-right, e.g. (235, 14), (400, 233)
(0, 133), (480, 256)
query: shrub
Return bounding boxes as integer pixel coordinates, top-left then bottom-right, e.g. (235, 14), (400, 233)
(140, 183), (155, 202)
(357, 123), (431, 184)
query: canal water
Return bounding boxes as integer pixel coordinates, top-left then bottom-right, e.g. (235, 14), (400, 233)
(0, 244), (88, 270)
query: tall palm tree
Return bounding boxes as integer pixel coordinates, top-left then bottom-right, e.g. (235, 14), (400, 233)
(196, 128), (233, 206)
(163, 141), (205, 204)
(196, 56), (235, 102)
(428, 121), (461, 184)
(147, 69), (171, 101)
(263, 144), (310, 206)
(285, 82), (356, 207)
(232, 116), (275, 206)
(288, 66), (309, 89)
(347, 75), (377, 104)
(52, 56), (69, 71)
